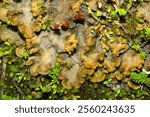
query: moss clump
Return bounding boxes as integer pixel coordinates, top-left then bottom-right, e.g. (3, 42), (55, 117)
(130, 72), (150, 87)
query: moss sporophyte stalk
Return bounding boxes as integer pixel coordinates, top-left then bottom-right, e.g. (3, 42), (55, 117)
(0, 0), (150, 100)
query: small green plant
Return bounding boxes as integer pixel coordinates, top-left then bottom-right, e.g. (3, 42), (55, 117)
(0, 42), (16, 58)
(64, 95), (80, 100)
(140, 27), (150, 40)
(37, 0), (43, 9)
(132, 44), (141, 51)
(25, 95), (33, 100)
(138, 0), (143, 2)
(135, 16), (144, 23)
(42, 19), (52, 31)
(93, 84), (98, 89)
(110, 10), (118, 18)
(145, 28), (150, 38)
(6, 20), (11, 25)
(130, 72), (150, 87)
(40, 84), (51, 93)
(42, 24), (47, 30)
(88, 8), (99, 20)
(127, 0), (134, 9)
(1, 94), (16, 100)
(103, 78), (112, 85)
(23, 51), (29, 59)
(117, 8), (127, 16)
(140, 52), (147, 60)
(85, 76), (91, 81)
(4, 41), (11, 46)
(48, 62), (61, 95)
(0, 21), (2, 26)
(95, 11), (103, 17)
(109, 37), (117, 43)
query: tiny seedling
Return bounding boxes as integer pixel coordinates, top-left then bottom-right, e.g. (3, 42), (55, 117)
(132, 44), (141, 51)
(117, 8), (127, 16)
(6, 20), (11, 25)
(140, 52), (147, 60)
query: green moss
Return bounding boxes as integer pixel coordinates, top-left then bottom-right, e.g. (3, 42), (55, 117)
(42, 19), (52, 31)
(42, 24), (47, 30)
(6, 20), (11, 25)
(103, 78), (112, 85)
(1, 94), (16, 100)
(140, 52), (147, 60)
(130, 72), (150, 87)
(145, 28), (150, 38)
(0, 21), (2, 26)
(25, 95), (33, 100)
(95, 11), (103, 17)
(22, 51), (29, 59)
(131, 44), (141, 51)
(117, 8), (127, 16)
(140, 28), (150, 40)
(110, 11), (118, 18)
(135, 16), (144, 23)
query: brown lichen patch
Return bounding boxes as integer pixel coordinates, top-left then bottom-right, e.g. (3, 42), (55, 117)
(127, 80), (141, 90)
(137, 1), (150, 23)
(28, 47), (39, 55)
(86, 37), (96, 47)
(28, 48), (56, 76)
(91, 70), (105, 83)
(29, 62), (39, 76)
(31, 0), (40, 17)
(103, 57), (121, 73)
(111, 71), (123, 81)
(103, 59), (116, 72)
(120, 50), (144, 76)
(34, 15), (42, 32)
(100, 38), (110, 52)
(29, 62), (51, 76)
(86, 0), (99, 11)
(81, 53), (99, 69)
(15, 46), (26, 58)
(109, 38), (128, 56)
(64, 34), (78, 54)
(0, 8), (8, 22)
(7, 9), (23, 26)
(79, 67), (95, 78)
(36, 63), (51, 75)
(97, 51), (105, 62)
(114, 57), (121, 67)
(6, 2), (35, 38)
(71, 0), (84, 12)
(18, 23), (35, 39)
(2, 0), (13, 4)
(60, 63), (84, 89)
(0, 25), (24, 45)
(26, 36), (40, 49)
(143, 52), (150, 71)
(84, 37), (96, 52)
(47, 0), (75, 29)
(25, 56), (35, 66)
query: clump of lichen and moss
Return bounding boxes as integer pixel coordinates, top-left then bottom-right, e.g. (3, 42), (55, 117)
(0, 0), (150, 100)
